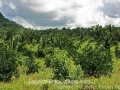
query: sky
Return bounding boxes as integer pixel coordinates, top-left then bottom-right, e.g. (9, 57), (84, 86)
(0, 0), (120, 29)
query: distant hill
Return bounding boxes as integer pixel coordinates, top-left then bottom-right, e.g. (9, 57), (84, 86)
(0, 12), (24, 31)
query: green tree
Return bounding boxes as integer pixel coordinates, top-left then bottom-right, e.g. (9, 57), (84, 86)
(0, 46), (19, 82)
(49, 48), (83, 80)
(75, 46), (113, 77)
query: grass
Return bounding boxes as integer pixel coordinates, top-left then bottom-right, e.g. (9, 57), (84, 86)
(0, 61), (120, 90)
(1, 71), (120, 90)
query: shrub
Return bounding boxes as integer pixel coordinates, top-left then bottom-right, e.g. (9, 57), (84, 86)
(42, 83), (49, 90)
(115, 46), (120, 59)
(0, 47), (19, 82)
(75, 46), (113, 77)
(24, 57), (39, 75)
(50, 48), (83, 80)
(37, 47), (53, 58)
(45, 54), (52, 67)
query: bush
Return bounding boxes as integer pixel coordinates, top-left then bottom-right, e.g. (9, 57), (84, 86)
(0, 47), (19, 82)
(37, 47), (53, 58)
(45, 54), (52, 67)
(115, 46), (120, 59)
(50, 48), (83, 80)
(24, 57), (39, 75)
(75, 46), (113, 77)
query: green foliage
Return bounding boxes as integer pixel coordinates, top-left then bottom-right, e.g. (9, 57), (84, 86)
(50, 48), (83, 80)
(24, 57), (39, 75)
(75, 46), (113, 77)
(0, 47), (19, 82)
(37, 46), (53, 58)
(90, 24), (118, 49)
(45, 54), (52, 67)
(115, 46), (120, 59)
(42, 83), (49, 90)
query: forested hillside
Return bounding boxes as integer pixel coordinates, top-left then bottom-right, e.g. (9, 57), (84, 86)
(0, 12), (120, 89)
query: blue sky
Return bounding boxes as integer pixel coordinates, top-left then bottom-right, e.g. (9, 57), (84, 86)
(0, 0), (120, 29)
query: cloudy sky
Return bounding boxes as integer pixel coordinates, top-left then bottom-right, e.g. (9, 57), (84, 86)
(0, 0), (120, 29)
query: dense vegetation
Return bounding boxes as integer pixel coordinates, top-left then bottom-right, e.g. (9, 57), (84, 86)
(0, 12), (120, 89)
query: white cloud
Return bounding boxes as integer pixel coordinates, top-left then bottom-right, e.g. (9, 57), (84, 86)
(4, 2), (16, 10)
(9, 2), (16, 10)
(0, 0), (2, 8)
(13, 16), (33, 29)
(0, 0), (120, 29)
(104, 15), (120, 26)
(12, 16), (57, 30)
